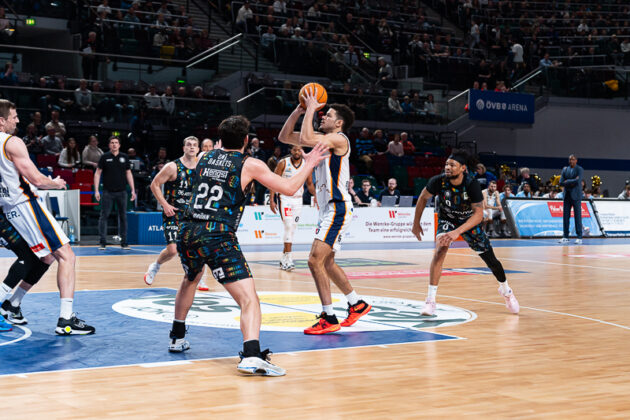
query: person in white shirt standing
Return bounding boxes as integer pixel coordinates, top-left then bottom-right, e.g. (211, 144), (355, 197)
(269, 145), (315, 271)
(482, 180), (507, 237)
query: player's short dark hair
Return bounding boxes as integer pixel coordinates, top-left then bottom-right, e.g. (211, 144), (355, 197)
(489, 179), (497, 185)
(219, 115), (250, 149)
(329, 103), (355, 133)
(108, 135), (120, 143)
(0, 99), (16, 119)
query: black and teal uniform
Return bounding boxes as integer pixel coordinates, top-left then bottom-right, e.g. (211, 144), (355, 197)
(162, 159), (195, 244)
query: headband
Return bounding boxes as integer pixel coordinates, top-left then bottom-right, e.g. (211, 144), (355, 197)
(448, 154), (467, 166)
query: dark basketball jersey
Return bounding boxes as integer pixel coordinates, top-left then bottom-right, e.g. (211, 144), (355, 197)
(189, 149), (250, 232)
(426, 173), (483, 223)
(163, 159), (195, 211)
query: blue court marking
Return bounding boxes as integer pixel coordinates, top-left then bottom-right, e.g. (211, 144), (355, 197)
(0, 288), (459, 377)
(0, 237), (628, 259)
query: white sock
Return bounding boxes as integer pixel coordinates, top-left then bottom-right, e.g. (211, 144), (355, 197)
(499, 281), (511, 295)
(427, 285), (438, 301)
(322, 304), (334, 316)
(9, 286), (27, 306)
(345, 290), (359, 306)
(0, 283), (12, 303)
(154, 262), (161, 270)
(60, 298), (73, 320)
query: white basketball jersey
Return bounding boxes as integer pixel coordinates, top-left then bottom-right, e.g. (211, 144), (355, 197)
(315, 132), (352, 205)
(0, 132), (38, 208)
(279, 156), (304, 199)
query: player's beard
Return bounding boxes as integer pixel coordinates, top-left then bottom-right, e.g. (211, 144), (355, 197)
(446, 173), (459, 180)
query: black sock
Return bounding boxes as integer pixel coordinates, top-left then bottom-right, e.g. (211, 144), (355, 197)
(243, 340), (261, 358)
(171, 320), (186, 339)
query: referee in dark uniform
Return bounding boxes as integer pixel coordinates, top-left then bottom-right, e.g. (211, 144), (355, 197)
(94, 136), (136, 250)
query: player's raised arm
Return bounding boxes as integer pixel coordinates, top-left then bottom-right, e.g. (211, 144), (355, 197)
(150, 162), (178, 217)
(6, 136), (66, 190)
(298, 87), (346, 151)
(278, 105), (305, 146)
(243, 143), (328, 196)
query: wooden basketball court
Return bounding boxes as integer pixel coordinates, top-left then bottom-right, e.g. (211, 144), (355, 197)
(1, 239), (629, 418)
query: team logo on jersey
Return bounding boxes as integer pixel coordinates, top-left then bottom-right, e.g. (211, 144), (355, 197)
(112, 292), (476, 332)
(119, 157), (125, 163)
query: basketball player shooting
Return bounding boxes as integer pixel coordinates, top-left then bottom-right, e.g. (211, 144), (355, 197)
(411, 149), (519, 316)
(269, 145), (316, 271)
(278, 86), (372, 335)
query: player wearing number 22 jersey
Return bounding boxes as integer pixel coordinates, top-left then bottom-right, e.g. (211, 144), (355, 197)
(170, 115), (327, 376)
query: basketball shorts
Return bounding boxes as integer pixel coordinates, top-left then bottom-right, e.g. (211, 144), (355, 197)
(3, 199), (69, 258)
(436, 218), (491, 254)
(279, 196), (303, 243)
(177, 221), (252, 284)
(314, 200), (353, 252)
(162, 213), (180, 245)
(0, 211), (24, 249)
(483, 209), (506, 221)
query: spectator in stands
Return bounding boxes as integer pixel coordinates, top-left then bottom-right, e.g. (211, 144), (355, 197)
(45, 110), (66, 139)
(266, 146), (282, 172)
(80, 31), (99, 81)
(150, 147), (169, 175)
(401, 132), (415, 155)
(277, 80), (296, 112)
(539, 53), (554, 68)
(97, 0), (112, 16)
(56, 78), (74, 113)
(144, 85), (163, 113)
(261, 25), (277, 56)
(92, 81), (114, 122)
(372, 129), (387, 153)
(58, 137), (81, 169)
(475, 163), (497, 188)
(23, 123), (44, 157)
(424, 94), (437, 119)
(516, 182), (533, 198)
(161, 86), (175, 115)
(388, 89), (403, 116)
(82, 135), (103, 169)
(379, 178), (400, 203)
(621, 39), (630, 65)
(518, 167), (537, 191)
(113, 80), (134, 122)
(377, 57), (393, 81)
(470, 20), (480, 48)
(74, 79), (94, 113)
(347, 178), (361, 205)
(356, 179), (378, 206)
(499, 185), (513, 202)
(273, 0), (287, 15)
(236, 2), (253, 33)
(618, 185), (630, 200)
(512, 42), (524, 66)
(400, 95), (415, 117)
(31, 111), (45, 136)
(386, 133), (404, 157)
(355, 127), (376, 171)
(0, 62), (17, 86)
(41, 126), (63, 156)
(248, 137), (266, 161)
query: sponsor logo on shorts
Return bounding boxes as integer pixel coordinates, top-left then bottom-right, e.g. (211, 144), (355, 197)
(211, 267), (225, 280)
(112, 292), (477, 332)
(30, 243), (45, 253)
(284, 208), (293, 217)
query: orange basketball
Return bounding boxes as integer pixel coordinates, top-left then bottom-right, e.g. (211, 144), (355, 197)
(299, 82), (328, 110)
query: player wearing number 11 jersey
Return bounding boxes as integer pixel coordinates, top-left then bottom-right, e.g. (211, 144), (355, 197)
(144, 136), (199, 286)
(168, 115), (328, 377)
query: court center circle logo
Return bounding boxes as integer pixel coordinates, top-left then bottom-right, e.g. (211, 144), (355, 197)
(113, 292), (476, 332)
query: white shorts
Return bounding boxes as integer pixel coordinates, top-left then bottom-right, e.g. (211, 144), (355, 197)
(315, 200), (353, 252)
(484, 209), (506, 221)
(4, 199), (69, 258)
(279, 196), (303, 243)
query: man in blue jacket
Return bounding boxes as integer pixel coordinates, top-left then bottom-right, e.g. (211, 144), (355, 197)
(559, 154), (584, 244)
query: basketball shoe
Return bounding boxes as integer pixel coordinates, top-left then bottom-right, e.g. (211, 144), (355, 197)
(168, 334), (190, 352)
(144, 262), (159, 285)
(237, 349), (286, 377)
(0, 317), (12, 332)
(421, 299), (436, 316)
(1, 300), (28, 325)
(198, 277), (209, 291)
(304, 312), (341, 334)
(55, 314), (95, 335)
(340, 300), (372, 327)
(286, 254), (295, 271)
(498, 287), (520, 314)
(558, 237), (569, 244)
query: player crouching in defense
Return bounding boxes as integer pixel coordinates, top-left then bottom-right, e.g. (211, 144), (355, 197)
(168, 115), (328, 376)
(411, 149), (519, 316)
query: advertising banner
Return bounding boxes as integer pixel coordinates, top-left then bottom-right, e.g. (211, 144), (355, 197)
(236, 206), (435, 245)
(469, 89), (535, 124)
(505, 198), (602, 237)
(592, 199), (630, 236)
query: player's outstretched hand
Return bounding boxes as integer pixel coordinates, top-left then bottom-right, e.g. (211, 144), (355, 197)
(303, 142), (329, 168)
(412, 222), (424, 241)
(302, 86), (320, 111)
(293, 104), (306, 115)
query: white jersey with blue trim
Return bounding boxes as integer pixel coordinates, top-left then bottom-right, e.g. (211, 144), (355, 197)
(314, 132), (352, 205)
(0, 132), (38, 208)
(279, 156), (304, 200)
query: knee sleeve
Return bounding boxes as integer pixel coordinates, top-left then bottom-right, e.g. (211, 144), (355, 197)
(24, 257), (50, 286)
(3, 258), (27, 289)
(479, 248), (506, 282)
